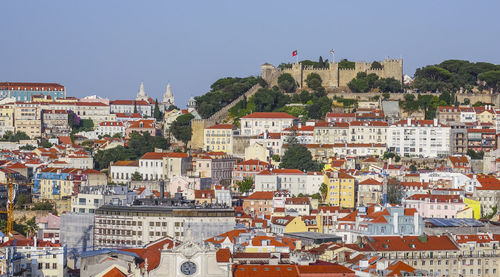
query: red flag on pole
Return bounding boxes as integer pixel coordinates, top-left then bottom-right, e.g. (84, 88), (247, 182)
(292, 50), (297, 57)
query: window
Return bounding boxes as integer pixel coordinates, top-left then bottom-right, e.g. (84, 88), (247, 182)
(52, 263), (57, 269)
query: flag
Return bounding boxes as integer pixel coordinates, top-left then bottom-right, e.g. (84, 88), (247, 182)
(330, 49), (335, 54)
(292, 50), (297, 57)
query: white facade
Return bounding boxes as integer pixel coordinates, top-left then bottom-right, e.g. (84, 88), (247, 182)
(254, 170), (322, 196)
(240, 112), (296, 136)
(387, 119), (450, 158)
(348, 121), (388, 144)
(96, 121), (126, 137)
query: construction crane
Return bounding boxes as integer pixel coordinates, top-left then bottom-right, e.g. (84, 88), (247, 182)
(0, 174), (15, 237)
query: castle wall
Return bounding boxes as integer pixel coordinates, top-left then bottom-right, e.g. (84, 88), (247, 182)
(266, 59), (403, 89)
(190, 119), (213, 150)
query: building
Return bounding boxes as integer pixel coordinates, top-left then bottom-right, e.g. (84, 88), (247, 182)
(14, 102), (41, 138)
(324, 171), (356, 208)
(204, 124), (238, 154)
(94, 205), (235, 248)
(467, 128), (496, 152)
(254, 169), (322, 196)
(403, 194), (466, 219)
(240, 112), (297, 136)
(473, 175), (500, 216)
(33, 167), (87, 200)
(387, 119), (450, 158)
(110, 99), (152, 117)
(325, 112), (356, 123)
(313, 122), (349, 144)
(242, 191), (274, 216)
(36, 213), (60, 242)
(60, 213), (95, 258)
(0, 104), (15, 136)
(232, 159), (270, 185)
(0, 82), (65, 101)
(0, 239), (65, 277)
(109, 161), (139, 184)
(42, 109), (70, 137)
(357, 178), (383, 206)
(95, 121), (126, 138)
(161, 83), (175, 111)
(126, 119), (156, 137)
(345, 235), (460, 277)
(348, 121), (388, 144)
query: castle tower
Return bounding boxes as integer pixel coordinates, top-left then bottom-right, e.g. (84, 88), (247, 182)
(162, 83), (175, 107)
(136, 81), (148, 101)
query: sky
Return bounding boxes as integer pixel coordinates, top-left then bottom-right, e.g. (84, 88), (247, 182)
(1, 1), (499, 107)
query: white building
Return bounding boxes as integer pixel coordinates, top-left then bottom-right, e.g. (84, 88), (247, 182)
(110, 160), (139, 184)
(240, 112), (297, 136)
(110, 99), (152, 117)
(387, 119), (450, 158)
(95, 121), (126, 137)
(348, 121), (388, 144)
(254, 169), (322, 196)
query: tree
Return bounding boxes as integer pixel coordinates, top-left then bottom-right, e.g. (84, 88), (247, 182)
(237, 177), (253, 193)
(464, 98), (470, 105)
(467, 149), (484, 160)
(382, 92), (390, 100)
(19, 144), (36, 151)
(127, 132), (170, 158)
(15, 194), (30, 208)
(171, 113), (195, 147)
(277, 73), (296, 93)
(478, 70), (500, 91)
(133, 101), (138, 113)
(338, 59), (355, 69)
(305, 73), (322, 90)
(32, 201), (54, 211)
(94, 145), (136, 170)
(3, 131), (30, 142)
(153, 98), (163, 121)
(131, 171), (143, 181)
(409, 164), (417, 173)
(39, 138), (53, 148)
(280, 144), (321, 172)
(319, 183), (328, 201)
(371, 61), (383, 69)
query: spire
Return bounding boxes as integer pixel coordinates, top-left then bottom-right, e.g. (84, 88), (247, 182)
(165, 83), (172, 97)
(162, 82), (175, 106)
(136, 81), (148, 101)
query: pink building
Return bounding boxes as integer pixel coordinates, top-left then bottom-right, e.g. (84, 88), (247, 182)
(403, 194), (465, 219)
(232, 159), (270, 184)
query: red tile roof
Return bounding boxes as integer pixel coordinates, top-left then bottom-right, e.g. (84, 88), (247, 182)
(0, 82), (65, 91)
(111, 100), (150, 105)
(245, 191), (274, 200)
(140, 152), (188, 160)
(120, 237), (176, 272)
(206, 124), (235, 129)
(349, 235), (459, 252)
(216, 248), (231, 262)
(232, 264), (299, 277)
(386, 261), (417, 277)
(359, 178), (382, 185)
(297, 264), (354, 274)
(102, 267), (127, 277)
(455, 234), (495, 244)
(476, 176), (500, 190)
(241, 112), (297, 119)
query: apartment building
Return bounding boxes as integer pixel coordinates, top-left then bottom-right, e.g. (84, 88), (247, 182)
(403, 194), (466, 219)
(204, 123), (238, 154)
(467, 128), (496, 152)
(254, 169), (322, 196)
(94, 205), (235, 248)
(357, 178), (383, 206)
(0, 82), (65, 101)
(14, 102), (41, 138)
(0, 104), (14, 136)
(110, 99), (152, 117)
(95, 121), (126, 137)
(324, 171), (356, 208)
(387, 119), (450, 158)
(348, 121), (388, 144)
(313, 122), (348, 144)
(240, 112), (297, 136)
(42, 109), (70, 137)
(232, 159), (270, 184)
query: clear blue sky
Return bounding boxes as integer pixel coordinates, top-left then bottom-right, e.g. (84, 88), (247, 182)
(1, 1), (499, 107)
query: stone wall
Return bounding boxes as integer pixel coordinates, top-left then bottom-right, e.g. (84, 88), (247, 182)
(13, 209), (50, 222)
(190, 119), (214, 150)
(232, 136), (253, 158)
(272, 59), (403, 89)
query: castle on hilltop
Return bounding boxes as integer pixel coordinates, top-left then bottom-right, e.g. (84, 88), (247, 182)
(261, 59), (403, 89)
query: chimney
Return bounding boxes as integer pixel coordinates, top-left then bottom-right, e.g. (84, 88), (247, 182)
(34, 235), (37, 248)
(407, 118), (411, 126)
(414, 212), (419, 234)
(433, 118), (438, 127)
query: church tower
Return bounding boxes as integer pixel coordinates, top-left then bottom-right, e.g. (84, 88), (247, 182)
(136, 81), (148, 101)
(162, 83), (175, 107)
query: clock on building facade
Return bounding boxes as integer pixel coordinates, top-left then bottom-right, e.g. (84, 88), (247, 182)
(180, 261), (197, 275)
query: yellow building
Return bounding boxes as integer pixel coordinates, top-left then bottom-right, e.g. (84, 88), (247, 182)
(14, 103), (41, 138)
(324, 171), (356, 208)
(463, 197), (482, 219)
(204, 124), (236, 154)
(476, 109), (496, 124)
(39, 178), (75, 200)
(0, 104), (15, 136)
